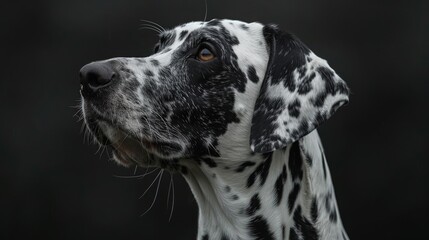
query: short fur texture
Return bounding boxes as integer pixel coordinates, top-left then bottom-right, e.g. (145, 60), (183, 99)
(80, 19), (349, 240)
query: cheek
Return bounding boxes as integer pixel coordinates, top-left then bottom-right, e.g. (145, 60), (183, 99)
(187, 60), (224, 84)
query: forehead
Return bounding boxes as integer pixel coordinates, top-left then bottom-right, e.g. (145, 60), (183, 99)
(159, 19), (264, 47)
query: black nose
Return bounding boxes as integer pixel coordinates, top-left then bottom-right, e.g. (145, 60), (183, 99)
(79, 62), (116, 97)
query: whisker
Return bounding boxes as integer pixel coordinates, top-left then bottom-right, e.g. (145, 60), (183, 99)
(133, 165), (138, 175)
(73, 108), (82, 119)
(207, 141), (221, 157)
(203, 0), (208, 22)
(113, 167), (158, 179)
(140, 19), (166, 31)
(141, 23), (163, 33)
(140, 170), (164, 216)
(167, 174), (172, 207)
(139, 24), (162, 34)
(152, 110), (173, 140)
(168, 172), (175, 221)
(138, 137), (152, 165)
(139, 169), (163, 199)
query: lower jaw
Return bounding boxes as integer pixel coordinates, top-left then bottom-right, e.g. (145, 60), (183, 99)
(110, 137), (158, 167)
(111, 147), (142, 167)
(88, 120), (184, 166)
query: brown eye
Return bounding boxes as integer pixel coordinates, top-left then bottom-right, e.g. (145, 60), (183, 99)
(197, 48), (215, 62)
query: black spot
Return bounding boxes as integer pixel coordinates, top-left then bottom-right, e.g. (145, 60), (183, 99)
(240, 24), (249, 30)
(293, 206), (319, 240)
(153, 43), (161, 53)
(282, 225), (285, 240)
(312, 66), (349, 108)
(123, 78), (141, 104)
(201, 157), (217, 168)
(313, 90), (328, 107)
(274, 165), (287, 205)
(288, 183), (300, 213)
(124, 77), (140, 91)
(319, 66), (348, 94)
(206, 19), (221, 26)
(302, 148), (313, 166)
(258, 155), (272, 186)
(221, 235), (229, 240)
(311, 197), (318, 223)
(325, 192), (332, 213)
(144, 69), (154, 77)
(262, 26), (310, 91)
(297, 65), (307, 78)
(159, 31), (176, 48)
(298, 72), (315, 94)
(248, 215), (275, 240)
(290, 228), (299, 240)
(138, 20), (252, 161)
(288, 99), (301, 118)
(235, 161), (256, 172)
(251, 26), (342, 153)
(250, 95), (285, 153)
(202, 234), (209, 240)
(247, 194), (261, 216)
(314, 112), (327, 127)
(329, 208), (338, 223)
(290, 119), (310, 143)
(231, 194), (239, 200)
(289, 142), (303, 180)
(247, 65), (259, 83)
(224, 185), (231, 193)
(330, 100), (347, 116)
(150, 59), (160, 66)
(154, 142), (183, 156)
(295, 121), (309, 139)
(247, 154), (272, 188)
(247, 172), (257, 188)
(179, 30), (189, 41)
(230, 35), (240, 45)
(321, 151), (327, 180)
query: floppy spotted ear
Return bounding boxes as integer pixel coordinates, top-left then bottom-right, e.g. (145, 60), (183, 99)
(250, 24), (349, 153)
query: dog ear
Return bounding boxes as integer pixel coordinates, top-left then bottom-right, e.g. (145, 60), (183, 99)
(250, 24), (349, 153)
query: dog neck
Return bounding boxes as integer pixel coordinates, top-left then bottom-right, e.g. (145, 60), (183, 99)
(180, 130), (348, 240)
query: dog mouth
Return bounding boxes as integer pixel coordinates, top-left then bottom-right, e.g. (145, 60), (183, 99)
(83, 112), (183, 167)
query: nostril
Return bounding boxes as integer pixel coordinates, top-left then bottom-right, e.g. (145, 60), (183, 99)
(87, 71), (108, 87)
(89, 70), (113, 88)
(79, 62), (116, 93)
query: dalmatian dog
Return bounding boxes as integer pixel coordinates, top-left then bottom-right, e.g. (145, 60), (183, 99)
(79, 19), (350, 240)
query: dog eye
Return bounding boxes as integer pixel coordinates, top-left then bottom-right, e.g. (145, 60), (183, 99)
(197, 48), (215, 62)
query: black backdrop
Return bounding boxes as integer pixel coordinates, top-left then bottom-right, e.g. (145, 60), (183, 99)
(1, 0), (428, 239)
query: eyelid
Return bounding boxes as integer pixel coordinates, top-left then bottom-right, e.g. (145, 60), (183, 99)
(198, 42), (216, 55)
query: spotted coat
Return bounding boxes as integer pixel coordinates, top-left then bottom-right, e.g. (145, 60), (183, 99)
(80, 19), (350, 240)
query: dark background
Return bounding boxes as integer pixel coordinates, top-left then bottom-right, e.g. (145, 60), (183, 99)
(1, 0), (428, 239)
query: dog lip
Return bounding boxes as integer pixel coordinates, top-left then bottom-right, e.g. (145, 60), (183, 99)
(84, 114), (181, 162)
(140, 139), (181, 154)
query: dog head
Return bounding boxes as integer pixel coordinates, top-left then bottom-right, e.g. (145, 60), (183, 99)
(79, 19), (348, 168)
